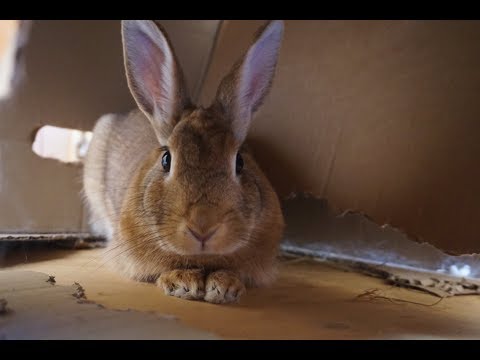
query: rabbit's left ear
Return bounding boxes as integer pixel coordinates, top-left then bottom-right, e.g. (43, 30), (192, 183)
(122, 20), (190, 144)
(214, 20), (284, 143)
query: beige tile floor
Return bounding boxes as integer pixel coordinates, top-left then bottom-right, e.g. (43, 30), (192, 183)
(2, 246), (480, 339)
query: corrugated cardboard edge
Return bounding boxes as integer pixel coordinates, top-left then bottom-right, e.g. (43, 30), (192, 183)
(0, 232), (100, 241)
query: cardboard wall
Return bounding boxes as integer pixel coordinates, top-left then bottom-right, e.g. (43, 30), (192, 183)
(0, 20), (219, 233)
(199, 20), (480, 254)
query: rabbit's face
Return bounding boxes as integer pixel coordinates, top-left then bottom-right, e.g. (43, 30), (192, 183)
(142, 107), (262, 256)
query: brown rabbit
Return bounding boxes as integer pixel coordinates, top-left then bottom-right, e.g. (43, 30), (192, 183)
(83, 20), (285, 304)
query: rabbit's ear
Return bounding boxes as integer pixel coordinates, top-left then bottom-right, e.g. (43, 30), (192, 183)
(122, 20), (190, 143)
(214, 20), (284, 143)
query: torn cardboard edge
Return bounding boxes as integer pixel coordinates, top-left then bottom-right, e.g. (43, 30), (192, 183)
(281, 193), (480, 296)
(282, 193), (480, 276)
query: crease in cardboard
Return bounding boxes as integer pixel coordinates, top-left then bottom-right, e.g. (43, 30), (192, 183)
(281, 193), (480, 293)
(192, 21), (223, 102)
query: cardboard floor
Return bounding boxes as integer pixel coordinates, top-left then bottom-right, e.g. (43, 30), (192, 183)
(2, 246), (480, 339)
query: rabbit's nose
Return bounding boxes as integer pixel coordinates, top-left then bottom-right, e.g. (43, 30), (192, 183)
(187, 226), (218, 244)
(188, 205), (220, 234)
(187, 205), (220, 244)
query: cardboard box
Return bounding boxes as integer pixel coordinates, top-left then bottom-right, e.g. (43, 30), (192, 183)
(2, 20), (480, 261)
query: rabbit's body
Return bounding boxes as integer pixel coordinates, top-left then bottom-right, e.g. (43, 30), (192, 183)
(84, 110), (157, 239)
(84, 108), (283, 286)
(83, 20), (285, 304)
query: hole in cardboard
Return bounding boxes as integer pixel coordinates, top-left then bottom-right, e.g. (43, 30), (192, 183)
(32, 125), (92, 163)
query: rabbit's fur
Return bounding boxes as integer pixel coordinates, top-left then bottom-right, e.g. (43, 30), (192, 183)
(83, 20), (285, 304)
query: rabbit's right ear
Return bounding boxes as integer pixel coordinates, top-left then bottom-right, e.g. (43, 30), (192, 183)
(122, 20), (190, 144)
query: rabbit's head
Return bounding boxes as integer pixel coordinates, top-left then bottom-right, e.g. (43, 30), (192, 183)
(121, 20), (284, 256)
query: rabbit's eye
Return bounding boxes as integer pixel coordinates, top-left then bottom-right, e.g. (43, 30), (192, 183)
(236, 152), (244, 174)
(162, 151), (171, 172)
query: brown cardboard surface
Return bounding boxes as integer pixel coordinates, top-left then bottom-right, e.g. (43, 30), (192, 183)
(199, 20), (480, 254)
(0, 20), (219, 234)
(3, 247), (480, 339)
(0, 270), (217, 339)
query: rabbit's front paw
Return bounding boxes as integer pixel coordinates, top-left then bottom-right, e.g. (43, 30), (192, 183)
(157, 269), (205, 300)
(204, 271), (246, 304)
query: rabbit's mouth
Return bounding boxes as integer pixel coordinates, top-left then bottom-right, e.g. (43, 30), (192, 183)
(186, 226), (219, 250)
(165, 222), (246, 256)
